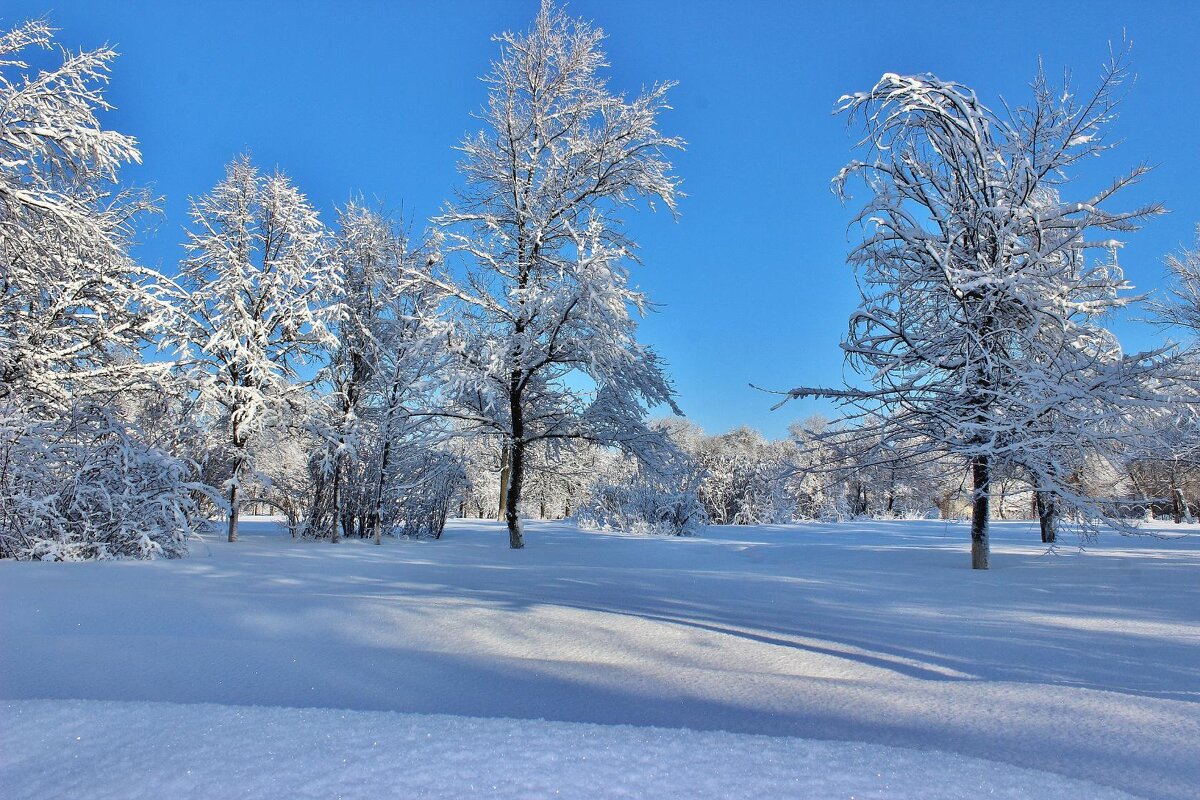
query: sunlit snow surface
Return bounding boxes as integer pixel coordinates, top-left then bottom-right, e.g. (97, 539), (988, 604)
(2, 518), (1198, 799)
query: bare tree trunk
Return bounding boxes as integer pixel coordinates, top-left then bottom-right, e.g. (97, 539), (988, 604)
(971, 456), (990, 570)
(1035, 490), (1057, 543)
(505, 441), (525, 549)
(367, 425), (395, 545)
(226, 480), (240, 543)
(330, 459), (342, 543)
(226, 448), (245, 543)
(497, 445), (511, 521)
(1174, 487), (1193, 523)
(505, 387), (525, 548)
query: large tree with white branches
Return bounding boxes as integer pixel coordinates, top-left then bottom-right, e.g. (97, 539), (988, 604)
(781, 51), (1169, 568)
(0, 19), (166, 406)
(436, 1), (684, 548)
(169, 155), (341, 544)
(307, 203), (452, 543)
(0, 20), (203, 560)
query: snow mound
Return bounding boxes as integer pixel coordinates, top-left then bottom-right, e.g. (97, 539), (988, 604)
(1, 699), (1140, 800)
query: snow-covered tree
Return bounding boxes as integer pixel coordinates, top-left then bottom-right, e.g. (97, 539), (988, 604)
(298, 201), (462, 544)
(519, 438), (606, 519)
(350, 223), (451, 544)
(1124, 408), (1200, 523)
(787, 415), (951, 521)
(385, 448), (466, 539)
(250, 420), (314, 534)
(1139, 247), (1200, 521)
(681, 425), (795, 525)
(169, 155), (340, 543)
(786, 417), (840, 520)
(452, 431), (505, 519)
(781, 52), (1165, 567)
(1155, 225), (1200, 338)
(0, 20), (203, 560)
(0, 19), (167, 406)
(306, 204), (410, 541)
(434, 0), (684, 548)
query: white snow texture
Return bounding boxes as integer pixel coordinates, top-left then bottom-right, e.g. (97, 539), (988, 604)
(2, 518), (1198, 799)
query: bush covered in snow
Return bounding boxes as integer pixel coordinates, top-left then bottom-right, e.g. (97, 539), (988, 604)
(578, 454), (706, 536)
(386, 451), (466, 540)
(0, 405), (204, 560)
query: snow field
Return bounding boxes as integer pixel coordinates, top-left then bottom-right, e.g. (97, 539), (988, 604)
(2, 518), (1198, 799)
(2, 699), (1141, 800)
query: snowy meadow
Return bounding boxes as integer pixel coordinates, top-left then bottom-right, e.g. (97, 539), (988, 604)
(4, 0), (1200, 797)
(3, 518), (1198, 799)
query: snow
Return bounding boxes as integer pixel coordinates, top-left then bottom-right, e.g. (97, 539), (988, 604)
(3, 517), (1198, 799)
(2, 699), (1139, 800)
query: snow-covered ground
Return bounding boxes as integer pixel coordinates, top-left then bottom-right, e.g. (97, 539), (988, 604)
(2, 518), (1198, 799)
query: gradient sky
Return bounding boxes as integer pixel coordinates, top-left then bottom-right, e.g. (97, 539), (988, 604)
(11, 0), (1200, 438)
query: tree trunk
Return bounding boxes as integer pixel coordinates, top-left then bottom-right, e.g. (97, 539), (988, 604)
(505, 439), (525, 548)
(1174, 487), (1193, 523)
(505, 384), (525, 548)
(226, 480), (240, 543)
(497, 445), (511, 521)
(970, 456), (990, 569)
(226, 448), (245, 543)
(1035, 490), (1057, 544)
(367, 425), (395, 545)
(330, 459), (342, 543)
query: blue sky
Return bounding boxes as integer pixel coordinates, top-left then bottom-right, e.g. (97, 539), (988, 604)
(12, 0), (1200, 438)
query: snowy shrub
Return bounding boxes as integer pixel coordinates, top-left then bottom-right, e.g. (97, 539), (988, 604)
(692, 427), (795, 525)
(387, 451), (466, 539)
(0, 405), (204, 560)
(579, 457), (706, 537)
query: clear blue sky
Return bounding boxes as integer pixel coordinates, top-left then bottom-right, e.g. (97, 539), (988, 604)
(12, 0), (1200, 438)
